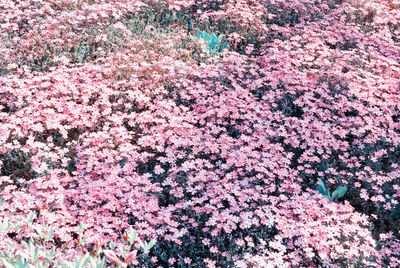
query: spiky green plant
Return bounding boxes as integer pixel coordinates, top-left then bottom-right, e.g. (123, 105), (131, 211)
(192, 30), (228, 56)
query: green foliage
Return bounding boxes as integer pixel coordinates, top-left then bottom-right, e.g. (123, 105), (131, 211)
(193, 30), (228, 56)
(139, 239), (156, 254)
(317, 178), (347, 202)
(0, 218), (155, 268)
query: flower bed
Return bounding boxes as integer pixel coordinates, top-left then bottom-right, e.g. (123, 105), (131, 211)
(0, 0), (399, 267)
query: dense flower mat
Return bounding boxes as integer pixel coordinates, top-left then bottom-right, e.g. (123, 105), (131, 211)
(0, 0), (399, 267)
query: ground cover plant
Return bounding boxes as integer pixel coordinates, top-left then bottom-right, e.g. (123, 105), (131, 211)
(0, 0), (399, 267)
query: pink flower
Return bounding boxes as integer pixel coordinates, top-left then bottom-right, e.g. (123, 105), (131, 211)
(202, 238), (210, 246)
(168, 258), (176, 265)
(154, 165), (164, 175)
(204, 258), (216, 268)
(210, 246), (219, 254)
(235, 239), (245, 247)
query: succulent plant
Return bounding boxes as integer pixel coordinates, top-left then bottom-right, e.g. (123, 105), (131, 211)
(192, 30), (228, 56)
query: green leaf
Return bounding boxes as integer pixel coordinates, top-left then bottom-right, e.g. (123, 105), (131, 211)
(331, 186), (347, 201)
(317, 178), (325, 189)
(62, 260), (75, 268)
(142, 239), (156, 254)
(0, 218), (10, 232)
(190, 35), (197, 42)
(77, 223), (84, 235)
(0, 258), (16, 268)
(16, 259), (30, 268)
(195, 31), (229, 56)
(219, 42), (228, 52)
(88, 257), (105, 268)
(208, 39), (217, 50)
(43, 246), (56, 260)
(197, 31), (207, 40)
(79, 236), (87, 246)
(26, 212), (35, 225)
(28, 238), (36, 259)
(108, 240), (115, 250)
(78, 254), (90, 268)
(316, 178), (329, 196)
(48, 228), (54, 239)
(137, 237), (144, 249)
(148, 239), (156, 248)
(97, 258), (105, 268)
(127, 227), (137, 244)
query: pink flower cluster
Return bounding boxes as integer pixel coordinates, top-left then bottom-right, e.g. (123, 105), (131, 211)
(0, 0), (399, 266)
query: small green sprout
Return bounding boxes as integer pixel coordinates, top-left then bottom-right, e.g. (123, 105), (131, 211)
(317, 178), (347, 202)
